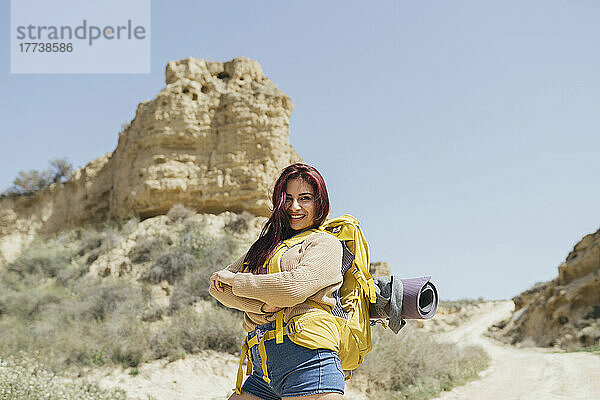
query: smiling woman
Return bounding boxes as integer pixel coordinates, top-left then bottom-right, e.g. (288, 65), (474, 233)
(209, 163), (346, 399)
(285, 178), (317, 231)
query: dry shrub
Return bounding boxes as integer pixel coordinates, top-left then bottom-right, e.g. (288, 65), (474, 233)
(166, 225), (243, 311)
(224, 213), (252, 235)
(167, 203), (196, 223)
(179, 218), (242, 264)
(129, 234), (171, 264)
(76, 228), (123, 266)
(355, 325), (490, 399)
(2, 158), (73, 197)
(74, 279), (145, 321)
(0, 354), (126, 400)
(142, 249), (196, 284)
(150, 303), (244, 360)
(6, 241), (74, 279)
(168, 268), (213, 312)
(0, 276), (153, 371)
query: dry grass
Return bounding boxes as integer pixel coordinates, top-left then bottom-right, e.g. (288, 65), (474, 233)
(355, 325), (490, 399)
(0, 354), (126, 400)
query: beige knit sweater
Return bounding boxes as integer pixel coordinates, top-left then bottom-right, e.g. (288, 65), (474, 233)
(209, 231), (343, 332)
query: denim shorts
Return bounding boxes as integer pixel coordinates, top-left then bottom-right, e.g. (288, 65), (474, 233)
(241, 321), (345, 399)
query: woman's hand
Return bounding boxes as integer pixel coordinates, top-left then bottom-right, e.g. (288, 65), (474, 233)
(210, 269), (236, 292)
(261, 304), (283, 313)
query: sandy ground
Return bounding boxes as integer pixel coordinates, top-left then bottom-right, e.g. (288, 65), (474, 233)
(87, 350), (240, 400)
(88, 349), (367, 400)
(88, 301), (600, 399)
(433, 301), (600, 400)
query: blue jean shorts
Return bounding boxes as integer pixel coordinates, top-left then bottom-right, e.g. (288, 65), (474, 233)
(241, 321), (345, 399)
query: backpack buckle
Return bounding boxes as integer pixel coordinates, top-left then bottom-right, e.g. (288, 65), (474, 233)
(284, 321), (303, 335)
(284, 323), (296, 335)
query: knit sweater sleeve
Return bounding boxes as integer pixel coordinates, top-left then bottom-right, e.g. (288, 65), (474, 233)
(208, 253), (266, 314)
(231, 232), (343, 307)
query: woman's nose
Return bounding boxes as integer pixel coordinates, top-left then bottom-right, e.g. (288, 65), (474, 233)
(290, 199), (301, 210)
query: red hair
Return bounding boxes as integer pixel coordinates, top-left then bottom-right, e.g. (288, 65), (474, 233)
(243, 163), (330, 273)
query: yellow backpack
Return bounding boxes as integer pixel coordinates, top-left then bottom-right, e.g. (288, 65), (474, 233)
(312, 215), (377, 371)
(234, 215), (377, 394)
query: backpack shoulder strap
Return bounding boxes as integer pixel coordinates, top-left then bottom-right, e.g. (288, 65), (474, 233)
(321, 215), (377, 303)
(265, 228), (317, 274)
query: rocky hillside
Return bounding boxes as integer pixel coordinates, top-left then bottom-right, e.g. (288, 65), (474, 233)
(0, 57), (301, 265)
(0, 206), (267, 373)
(491, 228), (600, 348)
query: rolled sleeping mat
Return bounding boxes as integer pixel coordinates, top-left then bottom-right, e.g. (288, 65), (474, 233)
(370, 275), (439, 333)
(400, 276), (438, 320)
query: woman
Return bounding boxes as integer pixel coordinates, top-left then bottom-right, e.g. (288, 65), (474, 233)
(209, 163), (345, 400)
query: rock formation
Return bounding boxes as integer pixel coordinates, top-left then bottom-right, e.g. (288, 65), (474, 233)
(0, 57), (302, 265)
(492, 228), (600, 348)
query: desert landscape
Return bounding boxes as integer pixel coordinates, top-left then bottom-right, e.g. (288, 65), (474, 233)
(1, 57), (599, 400)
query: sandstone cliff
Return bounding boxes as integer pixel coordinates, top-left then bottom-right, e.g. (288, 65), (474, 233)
(492, 228), (600, 348)
(0, 57), (302, 265)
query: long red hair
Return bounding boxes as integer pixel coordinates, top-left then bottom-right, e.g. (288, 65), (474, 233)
(243, 163), (330, 273)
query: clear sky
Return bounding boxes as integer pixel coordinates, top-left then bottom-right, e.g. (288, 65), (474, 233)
(2, 1), (599, 300)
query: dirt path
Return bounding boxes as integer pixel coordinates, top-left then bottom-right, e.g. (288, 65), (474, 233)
(434, 301), (600, 400)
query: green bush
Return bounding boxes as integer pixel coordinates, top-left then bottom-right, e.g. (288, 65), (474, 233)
(203, 235), (241, 269)
(164, 222), (242, 311)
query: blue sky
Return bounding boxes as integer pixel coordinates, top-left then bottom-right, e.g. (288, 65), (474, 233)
(2, 1), (599, 299)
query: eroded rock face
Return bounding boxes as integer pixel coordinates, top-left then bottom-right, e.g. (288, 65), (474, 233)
(493, 228), (600, 348)
(110, 57), (301, 219)
(0, 57), (301, 265)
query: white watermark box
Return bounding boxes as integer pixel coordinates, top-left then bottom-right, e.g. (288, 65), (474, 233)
(10, 0), (151, 74)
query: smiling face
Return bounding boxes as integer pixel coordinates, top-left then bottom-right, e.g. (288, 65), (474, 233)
(285, 178), (317, 231)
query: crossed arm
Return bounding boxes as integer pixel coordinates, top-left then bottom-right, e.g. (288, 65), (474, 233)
(209, 233), (342, 311)
(208, 254), (282, 314)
